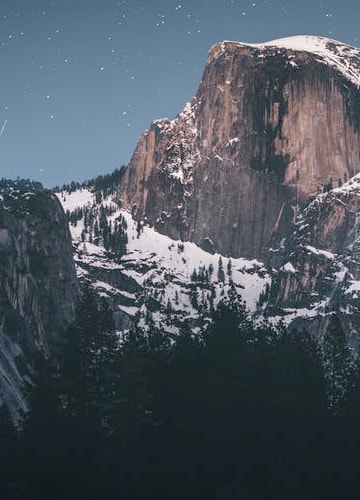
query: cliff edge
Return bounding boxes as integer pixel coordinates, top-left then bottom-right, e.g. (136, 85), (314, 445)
(119, 36), (360, 258)
(0, 186), (78, 419)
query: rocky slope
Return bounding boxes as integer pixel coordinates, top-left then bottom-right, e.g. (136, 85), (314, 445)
(268, 173), (360, 346)
(0, 186), (78, 420)
(58, 188), (270, 336)
(59, 170), (360, 349)
(119, 36), (360, 259)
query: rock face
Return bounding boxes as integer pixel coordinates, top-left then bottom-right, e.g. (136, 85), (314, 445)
(119, 36), (360, 259)
(0, 188), (78, 419)
(267, 174), (360, 345)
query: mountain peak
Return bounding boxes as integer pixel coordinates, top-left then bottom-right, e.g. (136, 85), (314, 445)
(209, 35), (360, 87)
(120, 35), (360, 259)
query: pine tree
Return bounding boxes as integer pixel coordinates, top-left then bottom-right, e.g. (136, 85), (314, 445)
(0, 402), (19, 495)
(22, 354), (60, 434)
(166, 298), (172, 316)
(208, 262), (214, 278)
(323, 314), (354, 411)
(217, 256), (225, 282)
(20, 354), (68, 499)
(189, 284), (198, 309)
(58, 284), (121, 430)
(227, 258), (233, 282)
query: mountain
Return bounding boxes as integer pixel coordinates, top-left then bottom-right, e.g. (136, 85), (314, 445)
(119, 36), (360, 259)
(57, 36), (360, 343)
(3, 35), (360, 419)
(0, 184), (78, 420)
(2, 36), (360, 497)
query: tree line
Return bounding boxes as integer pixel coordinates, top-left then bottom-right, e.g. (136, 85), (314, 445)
(1, 286), (360, 499)
(54, 166), (126, 198)
(0, 178), (44, 193)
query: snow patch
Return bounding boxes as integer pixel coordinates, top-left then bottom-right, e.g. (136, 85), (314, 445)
(305, 245), (336, 260)
(56, 189), (94, 212)
(216, 35), (360, 87)
(281, 262), (297, 273)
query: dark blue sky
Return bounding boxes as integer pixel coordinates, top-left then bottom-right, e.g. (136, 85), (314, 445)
(0, 0), (359, 187)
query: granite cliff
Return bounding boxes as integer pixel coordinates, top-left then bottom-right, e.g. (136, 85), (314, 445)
(0, 185), (78, 420)
(119, 36), (360, 259)
(268, 173), (360, 344)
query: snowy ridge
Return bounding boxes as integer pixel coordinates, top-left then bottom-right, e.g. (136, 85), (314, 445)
(331, 172), (360, 196)
(216, 35), (360, 87)
(295, 173), (360, 228)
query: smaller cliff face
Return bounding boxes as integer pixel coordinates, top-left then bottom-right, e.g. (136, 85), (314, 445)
(119, 36), (360, 259)
(0, 188), (78, 419)
(268, 174), (360, 344)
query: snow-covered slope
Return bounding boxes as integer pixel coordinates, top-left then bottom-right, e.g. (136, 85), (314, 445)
(58, 169), (360, 345)
(57, 189), (271, 334)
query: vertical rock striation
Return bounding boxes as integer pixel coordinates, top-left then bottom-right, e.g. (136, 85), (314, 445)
(0, 189), (78, 419)
(263, 174), (360, 344)
(119, 36), (360, 259)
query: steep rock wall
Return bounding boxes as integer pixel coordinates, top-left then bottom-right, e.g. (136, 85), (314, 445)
(268, 176), (360, 344)
(119, 39), (360, 259)
(0, 190), (78, 419)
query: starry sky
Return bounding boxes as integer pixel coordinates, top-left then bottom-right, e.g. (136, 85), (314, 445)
(1, 0), (359, 188)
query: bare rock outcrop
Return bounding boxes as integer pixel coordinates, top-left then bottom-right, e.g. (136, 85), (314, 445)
(268, 175), (360, 344)
(0, 188), (78, 419)
(119, 36), (360, 259)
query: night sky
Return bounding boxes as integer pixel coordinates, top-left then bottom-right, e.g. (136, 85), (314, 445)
(1, 0), (359, 188)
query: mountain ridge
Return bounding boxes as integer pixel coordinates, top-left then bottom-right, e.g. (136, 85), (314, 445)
(212, 36), (360, 87)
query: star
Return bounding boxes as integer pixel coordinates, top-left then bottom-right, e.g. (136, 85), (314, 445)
(1, 0), (360, 188)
